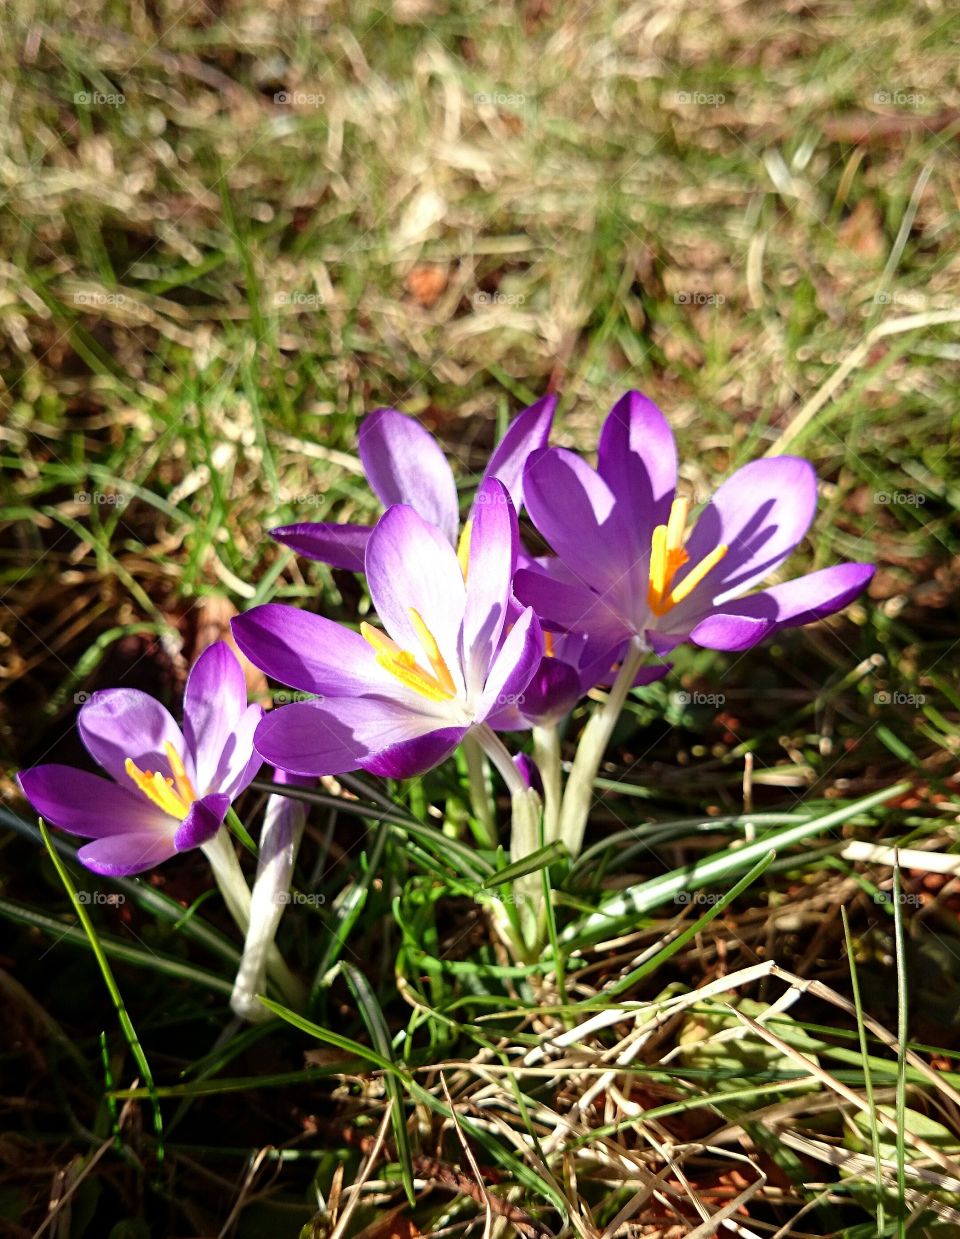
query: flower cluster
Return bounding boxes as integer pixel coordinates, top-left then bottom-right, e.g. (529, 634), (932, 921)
(17, 390), (873, 974)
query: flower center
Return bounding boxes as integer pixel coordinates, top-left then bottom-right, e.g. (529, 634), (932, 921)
(647, 497), (728, 617)
(125, 741), (197, 820)
(361, 609), (458, 702)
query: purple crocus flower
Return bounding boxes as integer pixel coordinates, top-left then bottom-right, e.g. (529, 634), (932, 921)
(232, 478), (543, 780)
(271, 396), (555, 571)
(18, 642), (263, 876)
(514, 391), (874, 655)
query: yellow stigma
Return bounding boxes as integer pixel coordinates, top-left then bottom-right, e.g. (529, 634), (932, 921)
(647, 496), (728, 617)
(124, 742), (197, 820)
(361, 613), (457, 703)
(457, 519), (473, 580)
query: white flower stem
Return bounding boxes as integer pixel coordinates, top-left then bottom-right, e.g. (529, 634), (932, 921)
(532, 723), (562, 844)
(201, 826), (305, 1011)
(556, 636), (646, 859)
(473, 724), (527, 799)
(462, 733), (498, 848)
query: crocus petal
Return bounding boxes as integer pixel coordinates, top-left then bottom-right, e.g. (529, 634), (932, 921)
(183, 642), (248, 794)
(515, 656), (582, 724)
(232, 604), (390, 697)
(523, 447), (633, 596)
(480, 394), (556, 510)
(363, 726), (468, 779)
(596, 390), (677, 545)
(688, 562), (875, 651)
(173, 793), (231, 850)
(477, 607), (543, 721)
(252, 697), (443, 777)
(513, 564), (633, 653)
(513, 753), (544, 795)
(77, 831), (178, 877)
(462, 478), (517, 697)
(78, 689), (185, 785)
(18, 766), (171, 837)
(677, 457), (818, 605)
(269, 522), (371, 572)
(211, 704), (265, 800)
(365, 505), (467, 696)
(359, 408), (459, 545)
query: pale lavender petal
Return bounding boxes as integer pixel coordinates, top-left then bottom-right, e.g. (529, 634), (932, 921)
(18, 766), (171, 837)
(365, 505), (467, 696)
(173, 793), (231, 850)
(688, 562), (875, 651)
(677, 457), (818, 605)
(78, 689), (185, 785)
(462, 478), (517, 696)
(77, 831), (179, 877)
(523, 447), (634, 594)
(252, 697), (441, 777)
(597, 390), (677, 543)
(359, 408), (459, 545)
(269, 522), (371, 572)
(477, 607), (543, 721)
(183, 642), (247, 793)
(212, 703), (265, 799)
(480, 394), (556, 509)
(363, 726), (468, 779)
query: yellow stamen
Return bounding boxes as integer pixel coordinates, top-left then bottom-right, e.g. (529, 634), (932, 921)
(457, 519), (473, 581)
(408, 608), (457, 696)
(164, 741), (198, 805)
(360, 620), (456, 703)
(544, 630), (555, 659)
(124, 756), (192, 820)
(647, 496), (728, 617)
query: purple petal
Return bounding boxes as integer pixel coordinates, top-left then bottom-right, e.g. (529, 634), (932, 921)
(18, 765), (170, 838)
(232, 604), (389, 697)
(77, 831), (179, 877)
(513, 753), (543, 795)
(363, 726), (467, 779)
(269, 522), (371, 572)
(516, 656), (583, 724)
(480, 394), (556, 510)
(173, 793), (231, 850)
(183, 642), (251, 794)
(688, 562), (875, 651)
(251, 697), (442, 777)
(78, 689), (185, 785)
(596, 391), (677, 545)
(513, 564), (634, 652)
(462, 478), (517, 696)
(678, 457), (818, 605)
(365, 505), (467, 696)
(359, 408), (459, 545)
(477, 607), (543, 721)
(213, 704), (265, 800)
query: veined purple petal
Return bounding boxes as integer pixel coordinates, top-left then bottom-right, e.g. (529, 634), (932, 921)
(173, 793), (231, 851)
(688, 562), (874, 651)
(269, 522), (371, 572)
(597, 390), (677, 546)
(481, 394), (556, 510)
(78, 689), (185, 785)
(477, 607), (543, 721)
(359, 408), (459, 545)
(77, 831), (179, 877)
(212, 703), (265, 800)
(513, 564), (634, 652)
(363, 726), (467, 779)
(516, 656), (583, 724)
(462, 478), (517, 697)
(251, 697), (442, 777)
(678, 457), (818, 605)
(232, 604), (389, 697)
(18, 765), (171, 837)
(183, 642), (248, 793)
(365, 505), (467, 696)
(523, 447), (633, 595)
